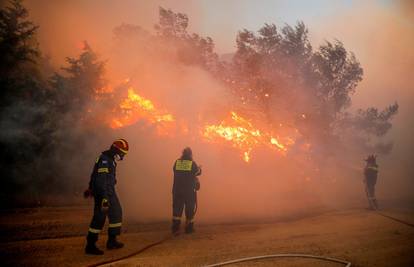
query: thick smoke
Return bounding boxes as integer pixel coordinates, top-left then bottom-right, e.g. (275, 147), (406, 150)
(16, 0), (413, 220)
(96, 17), (368, 222)
(312, 0), (414, 204)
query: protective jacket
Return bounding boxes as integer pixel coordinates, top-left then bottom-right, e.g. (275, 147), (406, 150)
(89, 151), (117, 198)
(87, 150), (122, 240)
(364, 163), (378, 186)
(172, 159), (201, 194)
(364, 163), (379, 210)
(172, 158), (201, 230)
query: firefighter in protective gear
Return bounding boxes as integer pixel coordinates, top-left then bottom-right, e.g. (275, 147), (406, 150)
(364, 154), (379, 210)
(172, 147), (202, 234)
(84, 139), (129, 255)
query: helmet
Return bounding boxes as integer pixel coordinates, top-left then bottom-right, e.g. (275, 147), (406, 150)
(365, 154), (376, 164)
(181, 147), (192, 160)
(111, 139), (129, 155)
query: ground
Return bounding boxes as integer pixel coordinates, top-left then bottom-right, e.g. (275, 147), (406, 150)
(0, 206), (413, 267)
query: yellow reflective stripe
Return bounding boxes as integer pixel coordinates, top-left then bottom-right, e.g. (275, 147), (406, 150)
(109, 222), (122, 228)
(101, 198), (108, 206)
(175, 160), (193, 171)
(89, 227), (101, 233)
(173, 216), (181, 220)
(186, 219), (194, 223)
(116, 139), (128, 154)
(367, 166), (378, 171)
(95, 157), (100, 163)
(119, 147), (128, 154)
(97, 167), (109, 173)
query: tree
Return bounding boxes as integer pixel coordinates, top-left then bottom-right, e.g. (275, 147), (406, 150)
(50, 42), (107, 119)
(0, 1), (109, 206)
(312, 41), (363, 114)
(0, 0), (40, 106)
(230, 21), (395, 155)
(0, 0), (38, 73)
(154, 7), (221, 73)
(155, 7), (189, 38)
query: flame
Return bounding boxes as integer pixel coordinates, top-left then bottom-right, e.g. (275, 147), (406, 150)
(110, 87), (175, 133)
(243, 151), (251, 162)
(203, 112), (295, 162)
(106, 85), (298, 162)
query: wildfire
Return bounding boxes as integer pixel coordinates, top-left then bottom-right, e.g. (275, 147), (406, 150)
(202, 112), (295, 162)
(110, 87), (175, 133)
(107, 85), (297, 162)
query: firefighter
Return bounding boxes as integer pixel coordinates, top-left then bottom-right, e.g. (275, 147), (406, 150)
(172, 147), (202, 234)
(84, 139), (129, 255)
(364, 154), (379, 210)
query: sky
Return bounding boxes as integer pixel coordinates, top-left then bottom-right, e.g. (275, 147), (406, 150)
(24, 0), (407, 55)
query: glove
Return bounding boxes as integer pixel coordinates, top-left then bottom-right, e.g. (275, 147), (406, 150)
(194, 177), (200, 191)
(101, 198), (109, 213)
(196, 165), (202, 176)
(83, 189), (93, 199)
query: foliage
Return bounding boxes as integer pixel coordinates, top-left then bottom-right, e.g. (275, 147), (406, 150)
(0, 0), (40, 106)
(0, 1), (109, 206)
(50, 42), (107, 117)
(0, 2), (400, 206)
(155, 7), (221, 73)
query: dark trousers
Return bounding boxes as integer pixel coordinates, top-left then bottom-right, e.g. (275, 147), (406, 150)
(365, 178), (377, 198)
(172, 190), (196, 223)
(87, 193), (122, 243)
(365, 178), (378, 209)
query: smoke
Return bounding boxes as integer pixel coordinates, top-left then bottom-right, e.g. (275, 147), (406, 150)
(311, 0), (414, 202)
(102, 28), (363, 222)
(19, 0), (414, 220)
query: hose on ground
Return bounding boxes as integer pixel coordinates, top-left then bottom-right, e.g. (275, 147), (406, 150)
(375, 211), (414, 228)
(87, 209), (413, 267)
(364, 184), (414, 228)
(203, 254), (351, 267)
(86, 235), (172, 267)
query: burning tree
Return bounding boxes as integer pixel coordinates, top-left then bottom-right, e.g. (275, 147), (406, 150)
(222, 21), (398, 160)
(108, 7), (399, 163)
(0, 2), (400, 206)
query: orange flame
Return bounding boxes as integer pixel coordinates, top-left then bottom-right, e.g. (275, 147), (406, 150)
(202, 112), (295, 162)
(107, 85), (298, 162)
(110, 87), (175, 134)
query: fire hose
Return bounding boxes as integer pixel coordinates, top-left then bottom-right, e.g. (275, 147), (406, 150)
(364, 184), (414, 228)
(203, 254), (352, 267)
(374, 210), (414, 228)
(87, 186), (411, 267)
(86, 234), (172, 267)
(86, 206), (414, 267)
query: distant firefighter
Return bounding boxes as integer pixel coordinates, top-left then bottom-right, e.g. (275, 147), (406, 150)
(84, 139), (129, 255)
(364, 154), (379, 210)
(172, 147), (202, 234)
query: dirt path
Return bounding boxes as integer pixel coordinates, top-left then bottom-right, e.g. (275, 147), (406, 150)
(0, 207), (413, 267)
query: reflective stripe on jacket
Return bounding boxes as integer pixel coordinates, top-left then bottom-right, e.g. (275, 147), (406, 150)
(173, 159), (200, 194)
(89, 152), (117, 199)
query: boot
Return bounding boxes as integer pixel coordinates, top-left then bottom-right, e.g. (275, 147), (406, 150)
(85, 234), (104, 255)
(185, 222), (194, 234)
(171, 219), (180, 235)
(107, 235), (124, 249)
(85, 242), (104, 255)
(372, 198), (379, 210)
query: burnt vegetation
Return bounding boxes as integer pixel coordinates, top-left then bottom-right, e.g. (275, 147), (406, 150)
(0, 2), (398, 207)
